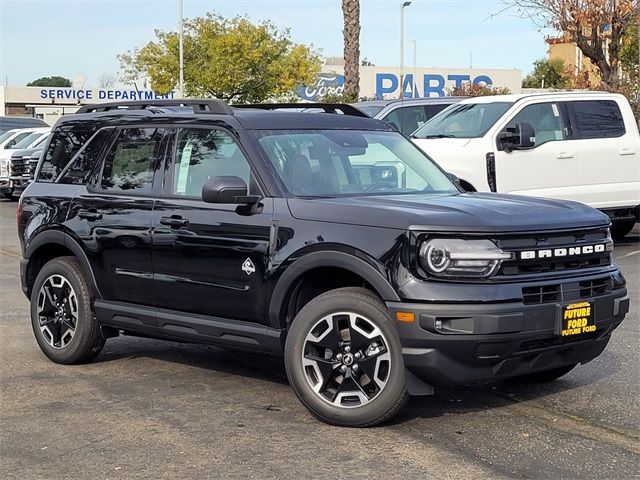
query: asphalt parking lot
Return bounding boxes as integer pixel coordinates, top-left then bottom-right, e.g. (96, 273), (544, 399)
(0, 197), (638, 479)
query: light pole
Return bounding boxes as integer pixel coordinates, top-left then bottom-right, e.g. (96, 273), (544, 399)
(178, 0), (185, 98)
(399, 1), (412, 99)
(410, 39), (417, 97)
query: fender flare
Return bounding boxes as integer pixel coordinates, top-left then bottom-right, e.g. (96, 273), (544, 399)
(24, 230), (102, 299)
(268, 250), (400, 329)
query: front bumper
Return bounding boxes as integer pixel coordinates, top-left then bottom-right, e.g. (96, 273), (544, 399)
(387, 279), (629, 386)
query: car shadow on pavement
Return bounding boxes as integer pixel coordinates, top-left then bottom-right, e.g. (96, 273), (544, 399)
(92, 333), (623, 426)
(94, 336), (290, 386)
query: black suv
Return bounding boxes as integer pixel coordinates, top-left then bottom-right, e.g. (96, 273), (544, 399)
(18, 100), (629, 427)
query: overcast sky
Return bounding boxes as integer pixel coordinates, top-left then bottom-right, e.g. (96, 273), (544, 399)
(0, 0), (554, 88)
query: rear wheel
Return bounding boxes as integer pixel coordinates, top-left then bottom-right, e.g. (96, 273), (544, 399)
(30, 256), (105, 364)
(285, 287), (407, 427)
(509, 364), (577, 383)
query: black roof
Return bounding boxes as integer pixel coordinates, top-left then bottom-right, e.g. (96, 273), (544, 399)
(232, 109), (393, 130)
(59, 100), (395, 131)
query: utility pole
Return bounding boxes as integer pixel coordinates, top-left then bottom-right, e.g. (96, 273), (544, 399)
(178, 0), (185, 98)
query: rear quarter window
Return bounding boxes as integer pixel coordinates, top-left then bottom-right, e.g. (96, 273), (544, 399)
(58, 128), (114, 184)
(37, 123), (99, 182)
(568, 100), (625, 139)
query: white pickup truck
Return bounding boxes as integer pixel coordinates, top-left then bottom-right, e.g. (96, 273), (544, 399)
(411, 92), (640, 238)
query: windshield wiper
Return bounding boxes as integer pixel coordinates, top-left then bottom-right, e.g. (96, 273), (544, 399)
(421, 134), (456, 139)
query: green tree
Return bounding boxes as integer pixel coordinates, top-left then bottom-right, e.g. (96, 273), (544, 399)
(503, 0), (637, 88)
(620, 15), (638, 78)
(342, 0), (361, 100)
(27, 76), (72, 87)
(522, 58), (569, 88)
(118, 13), (321, 103)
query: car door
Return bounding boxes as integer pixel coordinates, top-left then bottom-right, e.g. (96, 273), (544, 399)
(562, 99), (640, 210)
(68, 126), (166, 311)
(151, 126), (273, 324)
(493, 101), (580, 201)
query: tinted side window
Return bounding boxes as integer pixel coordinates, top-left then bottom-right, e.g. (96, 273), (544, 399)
(382, 106), (428, 136)
(569, 100), (625, 139)
(171, 128), (253, 198)
(38, 124), (98, 182)
(99, 128), (163, 194)
(58, 128), (114, 184)
(505, 102), (566, 147)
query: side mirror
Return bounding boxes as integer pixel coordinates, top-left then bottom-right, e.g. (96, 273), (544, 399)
(201, 176), (260, 204)
(498, 122), (536, 153)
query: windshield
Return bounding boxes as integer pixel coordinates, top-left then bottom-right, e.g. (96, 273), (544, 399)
(13, 132), (45, 149)
(355, 105), (385, 117)
(0, 130), (16, 144)
(255, 129), (458, 197)
(412, 101), (513, 139)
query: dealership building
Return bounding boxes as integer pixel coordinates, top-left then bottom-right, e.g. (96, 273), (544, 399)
(1, 66), (521, 125)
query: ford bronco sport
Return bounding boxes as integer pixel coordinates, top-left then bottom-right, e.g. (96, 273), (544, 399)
(18, 100), (629, 427)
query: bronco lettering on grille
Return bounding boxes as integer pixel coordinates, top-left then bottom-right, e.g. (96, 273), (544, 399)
(520, 244), (607, 260)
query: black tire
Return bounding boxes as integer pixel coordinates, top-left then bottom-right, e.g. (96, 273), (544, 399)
(1, 192), (13, 199)
(285, 287), (408, 427)
(30, 256), (105, 364)
(508, 364), (577, 383)
(610, 220), (635, 240)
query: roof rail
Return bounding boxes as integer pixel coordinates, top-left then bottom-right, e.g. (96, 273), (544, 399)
(234, 103), (369, 118)
(76, 99), (233, 115)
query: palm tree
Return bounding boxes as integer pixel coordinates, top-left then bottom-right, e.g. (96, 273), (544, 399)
(342, 0), (361, 100)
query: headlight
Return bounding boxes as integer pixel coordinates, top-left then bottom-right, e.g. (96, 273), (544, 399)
(0, 159), (8, 177)
(419, 238), (513, 278)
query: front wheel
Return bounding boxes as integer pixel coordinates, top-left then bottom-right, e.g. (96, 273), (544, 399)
(285, 287), (408, 427)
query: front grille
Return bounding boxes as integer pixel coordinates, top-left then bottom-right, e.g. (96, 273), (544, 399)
(495, 227), (612, 277)
(580, 278), (611, 297)
(521, 277), (612, 305)
(10, 156), (30, 176)
(522, 284), (562, 305)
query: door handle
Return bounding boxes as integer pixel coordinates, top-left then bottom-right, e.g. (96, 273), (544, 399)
(78, 209), (103, 221)
(160, 216), (189, 228)
(556, 152), (574, 159)
(619, 148), (636, 156)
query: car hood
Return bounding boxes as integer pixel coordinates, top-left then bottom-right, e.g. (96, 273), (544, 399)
(287, 193), (610, 233)
(10, 147), (42, 159)
(0, 148), (21, 161)
(411, 137), (475, 162)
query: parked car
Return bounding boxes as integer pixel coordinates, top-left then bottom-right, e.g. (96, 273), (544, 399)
(0, 116), (48, 135)
(410, 92), (640, 238)
(0, 128), (50, 198)
(353, 97), (465, 136)
(18, 99), (628, 427)
(5, 147), (43, 199)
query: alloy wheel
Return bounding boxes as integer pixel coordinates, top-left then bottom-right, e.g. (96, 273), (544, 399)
(36, 274), (78, 349)
(301, 311), (392, 408)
